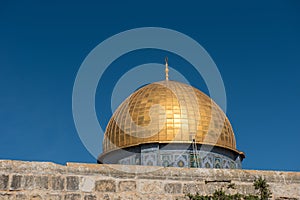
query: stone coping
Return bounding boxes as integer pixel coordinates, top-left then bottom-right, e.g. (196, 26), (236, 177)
(0, 160), (299, 184)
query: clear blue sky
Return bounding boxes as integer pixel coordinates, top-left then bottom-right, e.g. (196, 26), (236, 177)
(0, 1), (299, 171)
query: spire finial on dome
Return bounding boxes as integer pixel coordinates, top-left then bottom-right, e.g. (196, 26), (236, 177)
(165, 57), (169, 81)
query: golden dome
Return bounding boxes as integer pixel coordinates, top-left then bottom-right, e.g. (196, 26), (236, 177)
(103, 80), (239, 154)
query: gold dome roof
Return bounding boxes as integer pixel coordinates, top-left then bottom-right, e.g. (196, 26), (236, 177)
(103, 80), (240, 154)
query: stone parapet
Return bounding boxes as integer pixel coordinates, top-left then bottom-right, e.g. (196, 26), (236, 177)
(0, 160), (299, 199)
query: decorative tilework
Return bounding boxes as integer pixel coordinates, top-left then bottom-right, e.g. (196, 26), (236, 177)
(117, 145), (241, 169)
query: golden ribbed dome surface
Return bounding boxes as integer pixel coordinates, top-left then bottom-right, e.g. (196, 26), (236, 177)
(103, 80), (236, 153)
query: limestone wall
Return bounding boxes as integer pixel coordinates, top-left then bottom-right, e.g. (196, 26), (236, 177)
(0, 160), (299, 200)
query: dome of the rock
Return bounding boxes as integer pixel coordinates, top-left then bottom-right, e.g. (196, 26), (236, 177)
(98, 63), (244, 169)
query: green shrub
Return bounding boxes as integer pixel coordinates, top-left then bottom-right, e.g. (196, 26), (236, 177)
(186, 177), (272, 200)
(253, 177), (272, 200)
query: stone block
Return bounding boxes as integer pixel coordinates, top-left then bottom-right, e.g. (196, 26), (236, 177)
(0, 175), (9, 190)
(46, 194), (62, 200)
(51, 176), (64, 191)
(16, 194), (27, 200)
(0, 193), (14, 200)
(64, 194), (81, 200)
(183, 183), (205, 195)
(84, 195), (97, 200)
(139, 180), (164, 194)
(22, 176), (34, 189)
(10, 175), (21, 190)
(80, 177), (95, 192)
(118, 181), (136, 192)
(95, 180), (116, 192)
(205, 184), (222, 194)
(173, 195), (190, 200)
(164, 183), (182, 194)
(35, 176), (48, 190)
(66, 176), (79, 191)
(30, 195), (42, 200)
(234, 184), (256, 195)
(96, 194), (111, 200)
(138, 194), (170, 200)
(113, 193), (141, 200)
